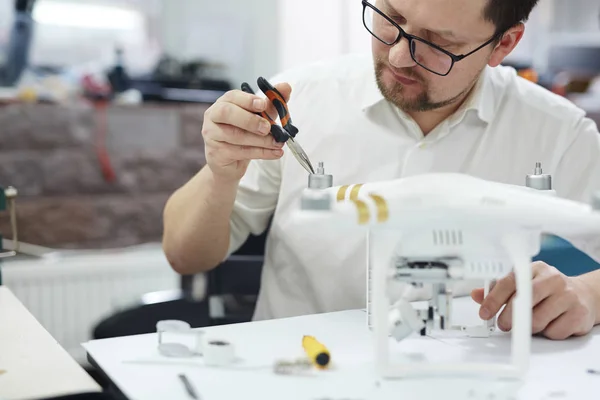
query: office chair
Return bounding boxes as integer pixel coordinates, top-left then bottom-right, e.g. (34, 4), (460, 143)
(92, 230), (268, 339)
(204, 231), (266, 325)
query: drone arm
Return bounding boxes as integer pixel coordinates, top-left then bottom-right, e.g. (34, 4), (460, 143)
(503, 232), (534, 374)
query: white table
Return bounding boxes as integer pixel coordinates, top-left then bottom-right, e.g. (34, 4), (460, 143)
(0, 286), (102, 400)
(84, 297), (600, 400)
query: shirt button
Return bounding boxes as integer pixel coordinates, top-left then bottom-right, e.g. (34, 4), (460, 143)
(419, 143), (427, 149)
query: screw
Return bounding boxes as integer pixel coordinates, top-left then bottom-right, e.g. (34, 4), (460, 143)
(316, 162), (325, 175)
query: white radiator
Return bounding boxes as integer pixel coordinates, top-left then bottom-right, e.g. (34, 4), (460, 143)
(1, 242), (181, 365)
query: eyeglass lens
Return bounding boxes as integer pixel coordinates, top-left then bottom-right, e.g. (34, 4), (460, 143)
(363, 5), (454, 75)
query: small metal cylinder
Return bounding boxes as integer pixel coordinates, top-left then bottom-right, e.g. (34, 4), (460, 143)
(526, 162), (552, 190)
(301, 161), (333, 210)
(307, 161), (333, 189)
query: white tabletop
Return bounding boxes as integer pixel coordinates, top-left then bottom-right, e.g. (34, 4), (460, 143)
(84, 297), (600, 400)
(0, 286), (101, 400)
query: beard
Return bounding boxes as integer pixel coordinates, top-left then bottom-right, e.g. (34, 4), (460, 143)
(374, 57), (471, 113)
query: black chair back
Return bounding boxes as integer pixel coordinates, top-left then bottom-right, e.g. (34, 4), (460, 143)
(206, 230), (268, 324)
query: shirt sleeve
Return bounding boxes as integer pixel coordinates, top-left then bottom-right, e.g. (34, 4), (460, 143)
(226, 157), (282, 257)
(554, 115), (600, 202)
(552, 114), (600, 264)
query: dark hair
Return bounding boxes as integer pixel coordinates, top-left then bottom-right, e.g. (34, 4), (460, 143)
(484, 0), (540, 35)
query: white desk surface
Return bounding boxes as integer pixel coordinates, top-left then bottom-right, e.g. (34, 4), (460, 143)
(84, 297), (600, 400)
(0, 286), (101, 400)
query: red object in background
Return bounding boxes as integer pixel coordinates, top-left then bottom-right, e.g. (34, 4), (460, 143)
(81, 74), (116, 183)
(94, 100), (116, 183)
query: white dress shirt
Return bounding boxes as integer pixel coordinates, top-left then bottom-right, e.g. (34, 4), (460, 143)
(225, 53), (600, 321)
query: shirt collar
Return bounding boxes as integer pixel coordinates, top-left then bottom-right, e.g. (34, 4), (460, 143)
(452, 65), (495, 125)
(361, 65), (496, 125)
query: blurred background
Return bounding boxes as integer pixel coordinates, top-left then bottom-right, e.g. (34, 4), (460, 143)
(0, 0), (599, 387)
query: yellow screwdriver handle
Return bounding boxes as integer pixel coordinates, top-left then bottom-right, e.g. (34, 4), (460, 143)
(302, 335), (330, 369)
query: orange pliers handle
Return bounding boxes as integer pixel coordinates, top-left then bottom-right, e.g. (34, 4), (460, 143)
(241, 77), (298, 143)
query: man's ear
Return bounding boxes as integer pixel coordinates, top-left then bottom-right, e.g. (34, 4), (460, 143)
(488, 23), (526, 67)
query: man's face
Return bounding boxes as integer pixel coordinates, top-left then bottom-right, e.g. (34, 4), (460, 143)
(370, 0), (499, 112)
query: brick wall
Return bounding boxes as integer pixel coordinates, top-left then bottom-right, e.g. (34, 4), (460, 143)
(0, 103), (208, 249)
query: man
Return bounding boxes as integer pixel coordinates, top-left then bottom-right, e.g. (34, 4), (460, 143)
(162, 0), (600, 340)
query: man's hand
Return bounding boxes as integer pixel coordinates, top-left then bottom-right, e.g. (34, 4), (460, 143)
(471, 261), (597, 340)
(201, 83), (292, 183)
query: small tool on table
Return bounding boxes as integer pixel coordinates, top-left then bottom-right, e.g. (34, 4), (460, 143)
(241, 77), (315, 175)
(178, 373), (199, 399)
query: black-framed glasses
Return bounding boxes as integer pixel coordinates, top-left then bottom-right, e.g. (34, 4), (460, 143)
(362, 0), (499, 76)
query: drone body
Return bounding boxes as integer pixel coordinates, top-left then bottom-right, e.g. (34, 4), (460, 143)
(294, 164), (600, 380)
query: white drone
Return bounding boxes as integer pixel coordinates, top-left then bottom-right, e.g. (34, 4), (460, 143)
(294, 162), (600, 380)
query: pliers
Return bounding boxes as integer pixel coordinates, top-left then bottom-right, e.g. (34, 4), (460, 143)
(241, 77), (315, 174)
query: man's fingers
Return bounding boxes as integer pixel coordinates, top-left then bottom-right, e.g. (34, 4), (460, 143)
(202, 120), (281, 150)
(472, 279), (498, 304)
(208, 139), (284, 162)
(541, 311), (578, 340)
(479, 272), (516, 320)
(471, 288), (485, 304)
(531, 266), (566, 307)
(497, 293), (516, 331)
(531, 295), (569, 335)
(217, 89), (268, 113)
(498, 290), (573, 334)
(498, 270), (566, 331)
(531, 294), (571, 335)
(478, 262), (554, 321)
(207, 100), (272, 136)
